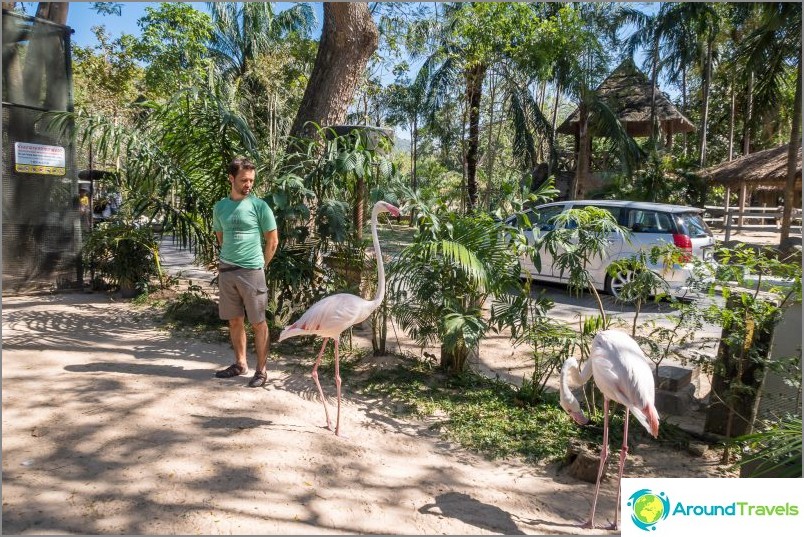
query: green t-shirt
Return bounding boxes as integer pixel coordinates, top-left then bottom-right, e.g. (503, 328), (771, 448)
(213, 195), (277, 269)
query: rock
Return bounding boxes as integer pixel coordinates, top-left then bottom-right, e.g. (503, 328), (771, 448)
(687, 442), (708, 457)
(657, 365), (697, 392)
(566, 440), (605, 483)
(655, 384), (696, 416)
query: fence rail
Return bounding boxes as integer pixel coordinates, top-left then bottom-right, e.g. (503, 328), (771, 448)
(703, 205), (803, 242)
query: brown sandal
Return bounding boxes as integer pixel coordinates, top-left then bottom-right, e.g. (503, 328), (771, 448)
(215, 364), (246, 378)
(248, 370), (267, 388)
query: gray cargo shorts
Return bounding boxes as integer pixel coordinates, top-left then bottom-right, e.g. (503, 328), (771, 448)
(218, 263), (268, 324)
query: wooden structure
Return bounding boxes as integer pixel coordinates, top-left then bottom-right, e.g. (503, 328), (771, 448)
(697, 143), (802, 216)
(556, 58), (696, 197)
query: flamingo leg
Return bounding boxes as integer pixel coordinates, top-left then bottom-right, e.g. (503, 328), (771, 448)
(610, 408), (631, 530)
(310, 338), (332, 431)
(583, 398), (610, 529)
(333, 338), (343, 436)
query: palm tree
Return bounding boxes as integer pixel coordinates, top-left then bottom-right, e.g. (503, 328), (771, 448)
(657, 6), (698, 157)
(206, 1), (314, 82)
(662, 3), (721, 168)
(207, 1), (314, 161)
(389, 194), (524, 373)
(411, 3), (561, 212)
(737, 2), (802, 249)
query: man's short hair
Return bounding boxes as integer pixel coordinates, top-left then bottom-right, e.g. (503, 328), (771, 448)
(228, 156), (256, 177)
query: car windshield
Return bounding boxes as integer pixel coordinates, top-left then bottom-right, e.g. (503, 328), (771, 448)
(676, 212), (711, 238)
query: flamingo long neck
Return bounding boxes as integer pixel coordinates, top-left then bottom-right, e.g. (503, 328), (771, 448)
(559, 357), (594, 415)
(370, 205), (386, 307)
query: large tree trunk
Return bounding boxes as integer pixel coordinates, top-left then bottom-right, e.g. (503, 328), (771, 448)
(289, 3), (379, 139)
(779, 61), (801, 250)
(571, 101), (590, 200)
(464, 62), (486, 212)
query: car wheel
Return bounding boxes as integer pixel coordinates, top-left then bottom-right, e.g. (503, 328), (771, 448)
(605, 268), (635, 300)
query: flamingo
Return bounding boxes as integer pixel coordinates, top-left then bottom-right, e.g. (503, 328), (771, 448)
(278, 200), (400, 436)
(559, 329), (660, 530)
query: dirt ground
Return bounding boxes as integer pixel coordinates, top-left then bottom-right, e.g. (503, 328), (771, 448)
(1, 283), (738, 536)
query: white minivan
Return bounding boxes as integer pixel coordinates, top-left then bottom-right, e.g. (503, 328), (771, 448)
(505, 200), (716, 298)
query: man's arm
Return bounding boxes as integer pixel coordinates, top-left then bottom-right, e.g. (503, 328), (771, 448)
(263, 229), (278, 267)
(215, 231), (223, 248)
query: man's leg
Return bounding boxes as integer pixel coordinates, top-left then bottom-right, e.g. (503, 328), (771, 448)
(253, 320), (269, 374)
(228, 316), (249, 372)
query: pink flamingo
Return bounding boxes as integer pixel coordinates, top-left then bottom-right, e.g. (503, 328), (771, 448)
(278, 200), (400, 436)
(559, 329), (660, 530)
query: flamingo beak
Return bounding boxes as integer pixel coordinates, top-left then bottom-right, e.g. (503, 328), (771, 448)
(570, 411), (589, 426)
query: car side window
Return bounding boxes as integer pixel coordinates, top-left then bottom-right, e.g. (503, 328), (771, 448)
(567, 204), (622, 229)
(627, 210), (672, 233)
(533, 206), (564, 231)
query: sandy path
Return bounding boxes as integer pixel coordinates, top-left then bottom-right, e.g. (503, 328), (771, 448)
(2, 292), (732, 535)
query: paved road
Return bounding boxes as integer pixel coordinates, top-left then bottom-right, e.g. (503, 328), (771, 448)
(158, 236), (724, 357)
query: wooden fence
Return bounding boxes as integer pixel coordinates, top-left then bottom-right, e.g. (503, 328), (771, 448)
(703, 205), (803, 242)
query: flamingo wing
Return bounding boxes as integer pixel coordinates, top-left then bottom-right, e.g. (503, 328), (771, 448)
(280, 293), (374, 340)
(590, 330), (660, 437)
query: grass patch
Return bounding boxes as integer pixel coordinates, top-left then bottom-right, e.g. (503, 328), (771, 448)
(160, 288), (228, 342)
(355, 355), (704, 464)
(356, 356), (596, 463)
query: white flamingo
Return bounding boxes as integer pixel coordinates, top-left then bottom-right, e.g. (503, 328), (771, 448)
(278, 200), (400, 436)
(560, 329), (660, 530)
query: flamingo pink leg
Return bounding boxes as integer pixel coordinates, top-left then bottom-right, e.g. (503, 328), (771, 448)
(310, 338), (332, 431)
(583, 398), (611, 529)
(333, 339), (343, 436)
(611, 408), (631, 530)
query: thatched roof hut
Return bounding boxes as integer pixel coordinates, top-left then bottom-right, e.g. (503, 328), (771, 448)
(697, 144), (802, 191)
(699, 143), (802, 212)
(557, 58), (695, 139)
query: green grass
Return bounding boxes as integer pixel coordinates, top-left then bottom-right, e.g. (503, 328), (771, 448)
(354, 355), (701, 464)
(356, 356), (595, 463)
(158, 289), (229, 342)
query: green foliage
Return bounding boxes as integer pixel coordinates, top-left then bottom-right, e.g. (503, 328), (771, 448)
(134, 3), (215, 98)
(82, 221), (160, 294)
(263, 126), (401, 330)
(389, 199), (523, 373)
(732, 416), (802, 478)
(72, 27), (143, 117)
(601, 151), (704, 206)
(162, 286), (223, 331)
(493, 288), (577, 402)
(49, 79), (259, 265)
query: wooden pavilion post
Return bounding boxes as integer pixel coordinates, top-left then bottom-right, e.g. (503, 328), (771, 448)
(737, 182), (747, 229)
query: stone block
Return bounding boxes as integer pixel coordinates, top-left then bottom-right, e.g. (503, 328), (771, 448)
(565, 440), (605, 484)
(657, 365), (698, 392)
(655, 384), (696, 416)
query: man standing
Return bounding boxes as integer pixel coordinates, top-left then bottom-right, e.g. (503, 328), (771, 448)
(213, 157), (279, 388)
